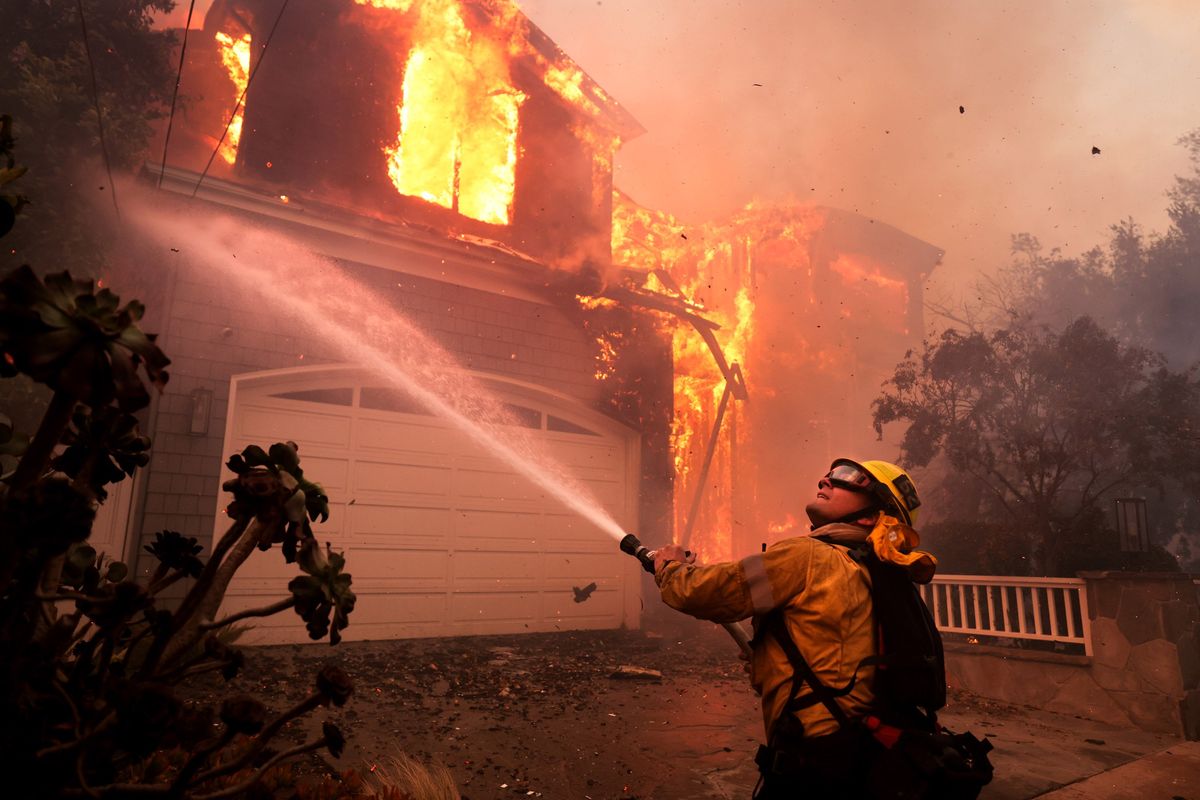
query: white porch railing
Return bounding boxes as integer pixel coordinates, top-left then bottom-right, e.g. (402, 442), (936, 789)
(920, 574), (1093, 657)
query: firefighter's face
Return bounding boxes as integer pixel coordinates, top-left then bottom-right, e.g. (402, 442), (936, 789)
(805, 475), (876, 526)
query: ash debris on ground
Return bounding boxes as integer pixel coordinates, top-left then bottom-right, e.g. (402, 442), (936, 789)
(180, 625), (1180, 799)
(182, 627), (758, 799)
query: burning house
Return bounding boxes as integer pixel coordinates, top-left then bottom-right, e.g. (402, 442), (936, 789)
(610, 196), (942, 564)
(94, 0), (940, 644)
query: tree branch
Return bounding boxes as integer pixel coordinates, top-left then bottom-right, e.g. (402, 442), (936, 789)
(139, 516), (251, 677)
(962, 465), (1018, 518)
(146, 569), (189, 597)
(191, 692), (324, 786)
(35, 712), (116, 760)
(199, 597), (294, 631)
(193, 737), (329, 800)
(170, 728), (237, 794)
(160, 517), (268, 668)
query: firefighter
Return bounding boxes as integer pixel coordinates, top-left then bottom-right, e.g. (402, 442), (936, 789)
(652, 459), (933, 799)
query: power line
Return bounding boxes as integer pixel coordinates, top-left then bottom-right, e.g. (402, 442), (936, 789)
(158, 0), (198, 189)
(75, 0), (120, 218)
(191, 0), (292, 198)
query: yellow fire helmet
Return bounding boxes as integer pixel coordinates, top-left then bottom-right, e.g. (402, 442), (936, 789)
(828, 458), (922, 527)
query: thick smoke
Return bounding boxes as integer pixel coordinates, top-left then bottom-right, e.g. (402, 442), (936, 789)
(519, 0), (1200, 299)
(156, 1), (1200, 296)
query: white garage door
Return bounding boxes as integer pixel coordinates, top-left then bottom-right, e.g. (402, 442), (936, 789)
(217, 366), (642, 644)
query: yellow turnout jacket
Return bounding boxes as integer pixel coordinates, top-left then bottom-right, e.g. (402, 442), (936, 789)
(655, 523), (878, 739)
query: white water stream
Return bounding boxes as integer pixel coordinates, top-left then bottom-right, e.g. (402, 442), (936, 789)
(132, 206), (630, 544)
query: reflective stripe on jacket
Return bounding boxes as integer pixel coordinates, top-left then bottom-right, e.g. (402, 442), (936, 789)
(654, 523), (876, 739)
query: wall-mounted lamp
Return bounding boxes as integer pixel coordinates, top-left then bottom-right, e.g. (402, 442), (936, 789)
(189, 387), (213, 436)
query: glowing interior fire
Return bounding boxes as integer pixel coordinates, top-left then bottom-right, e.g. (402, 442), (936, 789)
(356, 0), (526, 225)
(214, 30), (251, 166)
(354, 0), (623, 227)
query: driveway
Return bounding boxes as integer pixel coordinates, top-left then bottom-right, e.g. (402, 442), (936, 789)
(195, 615), (1180, 799)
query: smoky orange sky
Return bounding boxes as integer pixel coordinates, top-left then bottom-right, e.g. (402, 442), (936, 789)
(158, 0), (1200, 300)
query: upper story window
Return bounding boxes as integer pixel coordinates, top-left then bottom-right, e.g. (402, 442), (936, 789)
(371, 0), (526, 225)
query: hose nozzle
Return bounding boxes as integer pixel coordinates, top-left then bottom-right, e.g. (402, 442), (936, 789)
(620, 533), (656, 574)
(620, 533), (692, 574)
(622, 534), (751, 659)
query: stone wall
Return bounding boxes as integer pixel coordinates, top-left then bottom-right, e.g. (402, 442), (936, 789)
(945, 572), (1200, 739)
(1083, 572), (1200, 739)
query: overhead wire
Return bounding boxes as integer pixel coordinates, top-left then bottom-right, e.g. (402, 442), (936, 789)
(158, 0), (198, 189)
(75, 0), (120, 218)
(190, 0), (292, 198)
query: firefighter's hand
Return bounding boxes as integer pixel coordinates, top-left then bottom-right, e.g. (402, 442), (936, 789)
(653, 544), (694, 573)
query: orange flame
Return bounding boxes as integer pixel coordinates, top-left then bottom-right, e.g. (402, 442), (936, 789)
(575, 293), (618, 311)
(608, 194), (858, 562)
(214, 30), (251, 166)
(354, 0), (623, 227)
(594, 334), (619, 381)
(609, 194), (765, 561)
(357, 0), (528, 225)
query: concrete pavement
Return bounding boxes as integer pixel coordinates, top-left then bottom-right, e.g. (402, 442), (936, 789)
(1033, 741), (1200, 799)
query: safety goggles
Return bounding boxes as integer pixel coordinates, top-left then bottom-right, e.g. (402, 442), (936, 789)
(822, 463), (874, 492)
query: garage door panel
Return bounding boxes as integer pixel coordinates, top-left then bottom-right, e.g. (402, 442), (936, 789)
(541, 538), (618, 554)
(237, 405), (351, 447)
(217, 595), (298, 642)
(453, 509), (540, 544)
(353, 592), (448, 626)
(454, 550), (539, 583)
(455, 467), (542, 502)
(354, 460), (451, 498)
(285, 455), (350, 493)
(307, 518), (344, 540)
(450, 591), (538, 624)
(317, 506), (355, 536)
(541, 553), (625, 581)
(539, 513), (624, 547)
(225, 371), (637, 643)
(541, 587), (623, 621)
(543, 439), (622, 470)
(347, 504), (451, 544)
(231, 544), (307, 583)
(354, 417), (467, 456)
(225, 592), (455, 644)
(345, 548), (448, 588)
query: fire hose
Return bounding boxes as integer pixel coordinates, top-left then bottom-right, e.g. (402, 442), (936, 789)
(619, 533), (754, 659)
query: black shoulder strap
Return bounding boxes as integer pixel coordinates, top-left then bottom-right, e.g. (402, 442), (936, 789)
(764, 611), (853, 731)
